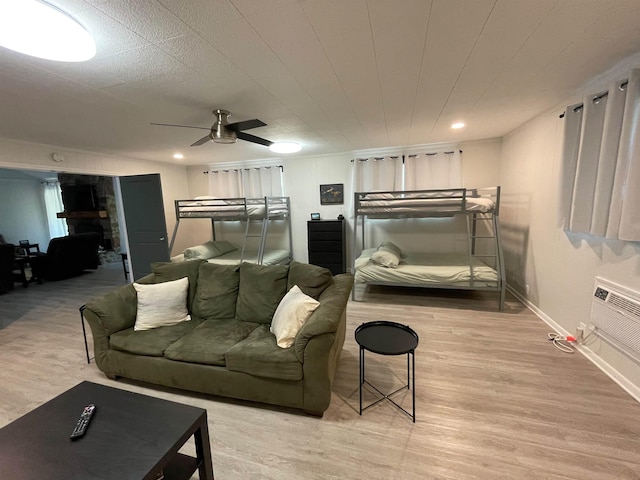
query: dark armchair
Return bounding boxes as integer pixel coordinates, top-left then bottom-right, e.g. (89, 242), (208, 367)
(30, 233), (101, 281)
(0, 243), (16, 293)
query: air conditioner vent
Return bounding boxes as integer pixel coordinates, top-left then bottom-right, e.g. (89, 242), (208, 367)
(608, 293), (640, 319)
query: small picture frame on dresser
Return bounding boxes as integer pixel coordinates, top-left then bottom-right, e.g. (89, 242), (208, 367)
(310, 213), (320, 220)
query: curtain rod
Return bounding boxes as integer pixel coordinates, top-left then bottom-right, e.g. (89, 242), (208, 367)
(351, 150), (462, 162)
(203, 165), (284, 174)
(559, 80), (628, 118)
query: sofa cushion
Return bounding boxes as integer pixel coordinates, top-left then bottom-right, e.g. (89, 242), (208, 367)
(225, 325), (303, 380)
(287, 261), (333, 299)
(235, 263), (289, 324)
(164, 318), (259, 366)
(270, 285), (320, 348)
(110, 316), (204, 357)
(192, 263), (239, 319)
(133, 277), (191, 331)
(151, 259), (205, 310)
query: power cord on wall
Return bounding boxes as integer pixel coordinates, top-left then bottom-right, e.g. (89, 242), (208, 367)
(547, 333), (577, 353)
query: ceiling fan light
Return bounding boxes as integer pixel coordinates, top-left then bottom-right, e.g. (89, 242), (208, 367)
(269, 142), (301, 154)
(0, 0), (96, 62)
(213, 137), (237, 144)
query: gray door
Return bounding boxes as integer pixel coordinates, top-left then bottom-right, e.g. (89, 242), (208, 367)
(120, 174), (169, 279)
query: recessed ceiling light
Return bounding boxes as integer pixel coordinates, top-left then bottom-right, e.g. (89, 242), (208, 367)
(451, 122), (465, 129)
(173, 153), (184, 159)
(0, 0), (96, 62)
(269, 142), (301, 154)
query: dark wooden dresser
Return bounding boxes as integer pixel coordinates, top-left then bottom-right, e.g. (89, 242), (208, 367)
(307, 219), (346, 275)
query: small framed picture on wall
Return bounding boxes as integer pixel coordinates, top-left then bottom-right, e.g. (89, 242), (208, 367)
(320, 183), (344, 205)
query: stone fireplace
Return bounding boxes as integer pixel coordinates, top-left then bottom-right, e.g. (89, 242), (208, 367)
(57, 174), (121, 251)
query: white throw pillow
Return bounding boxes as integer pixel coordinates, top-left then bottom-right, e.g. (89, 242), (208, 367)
(133, 277), (191, 331)
(270, 285), (320, 348)
(371, 247), (401, 268)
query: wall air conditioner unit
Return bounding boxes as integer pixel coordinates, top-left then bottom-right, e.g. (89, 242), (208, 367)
(590, 277), (640, 362)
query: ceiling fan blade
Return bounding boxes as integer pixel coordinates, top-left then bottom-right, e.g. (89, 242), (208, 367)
(236, 131), (273, 147)
(225, 119), (266, 132)
(151, 122), (210, 131)
(191, 135), (212, 147)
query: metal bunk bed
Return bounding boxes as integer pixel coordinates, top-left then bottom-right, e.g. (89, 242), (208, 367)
(169, 196), (292, 265)
(352, 187), (505, 310)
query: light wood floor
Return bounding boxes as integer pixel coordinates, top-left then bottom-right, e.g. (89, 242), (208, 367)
(1, 265), (639, 479)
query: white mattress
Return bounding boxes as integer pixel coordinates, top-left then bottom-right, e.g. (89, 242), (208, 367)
(206, 249), (290, 266)
(357, 197), (494, 214)
(354, 248), (498, 285)
(180, 204), (265, 217)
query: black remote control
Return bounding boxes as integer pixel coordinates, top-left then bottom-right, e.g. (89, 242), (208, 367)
(70, 404), (96, 439)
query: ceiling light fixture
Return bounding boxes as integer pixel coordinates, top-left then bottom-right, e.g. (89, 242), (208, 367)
(0, 0), (96, 62)
(269, 142), (301, 154)
(451, 122), (465, 129)
(173, 153), (184, 159)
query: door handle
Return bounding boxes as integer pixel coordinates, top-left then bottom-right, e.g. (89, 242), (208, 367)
(160, 237), (166, 241)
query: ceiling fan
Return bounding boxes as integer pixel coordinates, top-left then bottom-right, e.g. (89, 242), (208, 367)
(151, 109), (273, 148)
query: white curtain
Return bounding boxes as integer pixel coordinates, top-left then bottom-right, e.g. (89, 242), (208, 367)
(208, 166), (284, 197)
(208, 169), (242, 198)
(404, 150), (463, 190)
(351, 155), (402, 193)
(240, 166), (284, 197)
(42, 182), (67, 239)
(561, 69), (640, 241)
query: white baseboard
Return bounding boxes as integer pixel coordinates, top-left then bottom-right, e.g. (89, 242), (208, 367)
(507, 286), (640, 403)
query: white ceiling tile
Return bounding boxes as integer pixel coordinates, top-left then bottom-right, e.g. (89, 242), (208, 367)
(409, 0), (495, 144)
(367, 0), (432, 147)
(89, 0), (191, 44)
(0, 0), (639, 164)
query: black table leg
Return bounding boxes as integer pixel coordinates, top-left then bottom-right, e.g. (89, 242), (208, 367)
(411, 349), (415, 423)
(80, 305), (91, 364)
(359, 346), (364, 415)
(194, 415), (215, 479)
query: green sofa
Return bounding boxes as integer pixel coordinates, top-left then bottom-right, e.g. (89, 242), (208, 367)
(83, 260), (353, 416)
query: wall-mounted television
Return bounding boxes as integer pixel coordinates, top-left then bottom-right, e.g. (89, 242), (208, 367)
(62, 185), (99, 212)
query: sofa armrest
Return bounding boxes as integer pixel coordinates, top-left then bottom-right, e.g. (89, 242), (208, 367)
(294, 273), (353, 362)
(84, 283), (139, 337)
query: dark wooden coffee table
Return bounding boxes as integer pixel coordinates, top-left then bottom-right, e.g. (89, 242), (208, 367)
(0, 381), (214, 479)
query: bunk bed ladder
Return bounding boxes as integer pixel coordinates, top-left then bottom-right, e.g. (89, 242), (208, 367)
(467, 211), (505, 310)
(242, 218), (268, 264)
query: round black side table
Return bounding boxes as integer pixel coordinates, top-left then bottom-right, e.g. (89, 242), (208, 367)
(355, 320), (419, 422)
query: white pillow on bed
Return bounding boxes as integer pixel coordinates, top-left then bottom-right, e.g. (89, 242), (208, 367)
(211, 240), (237, 255)
(371, 247), (401, 268)
(193, 196), (228, 206)
(378, 241), (407, 259)
(183, 241), (220, 260)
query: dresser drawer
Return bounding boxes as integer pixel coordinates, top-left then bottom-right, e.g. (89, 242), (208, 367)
(308, 240), (343, 252)
(307, 219), (345, 275)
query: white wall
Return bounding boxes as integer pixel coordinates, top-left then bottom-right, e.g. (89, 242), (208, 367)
(0, 138), (193, 255)
(499, 72), (640, 399)
(0, 169), (50, 248)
